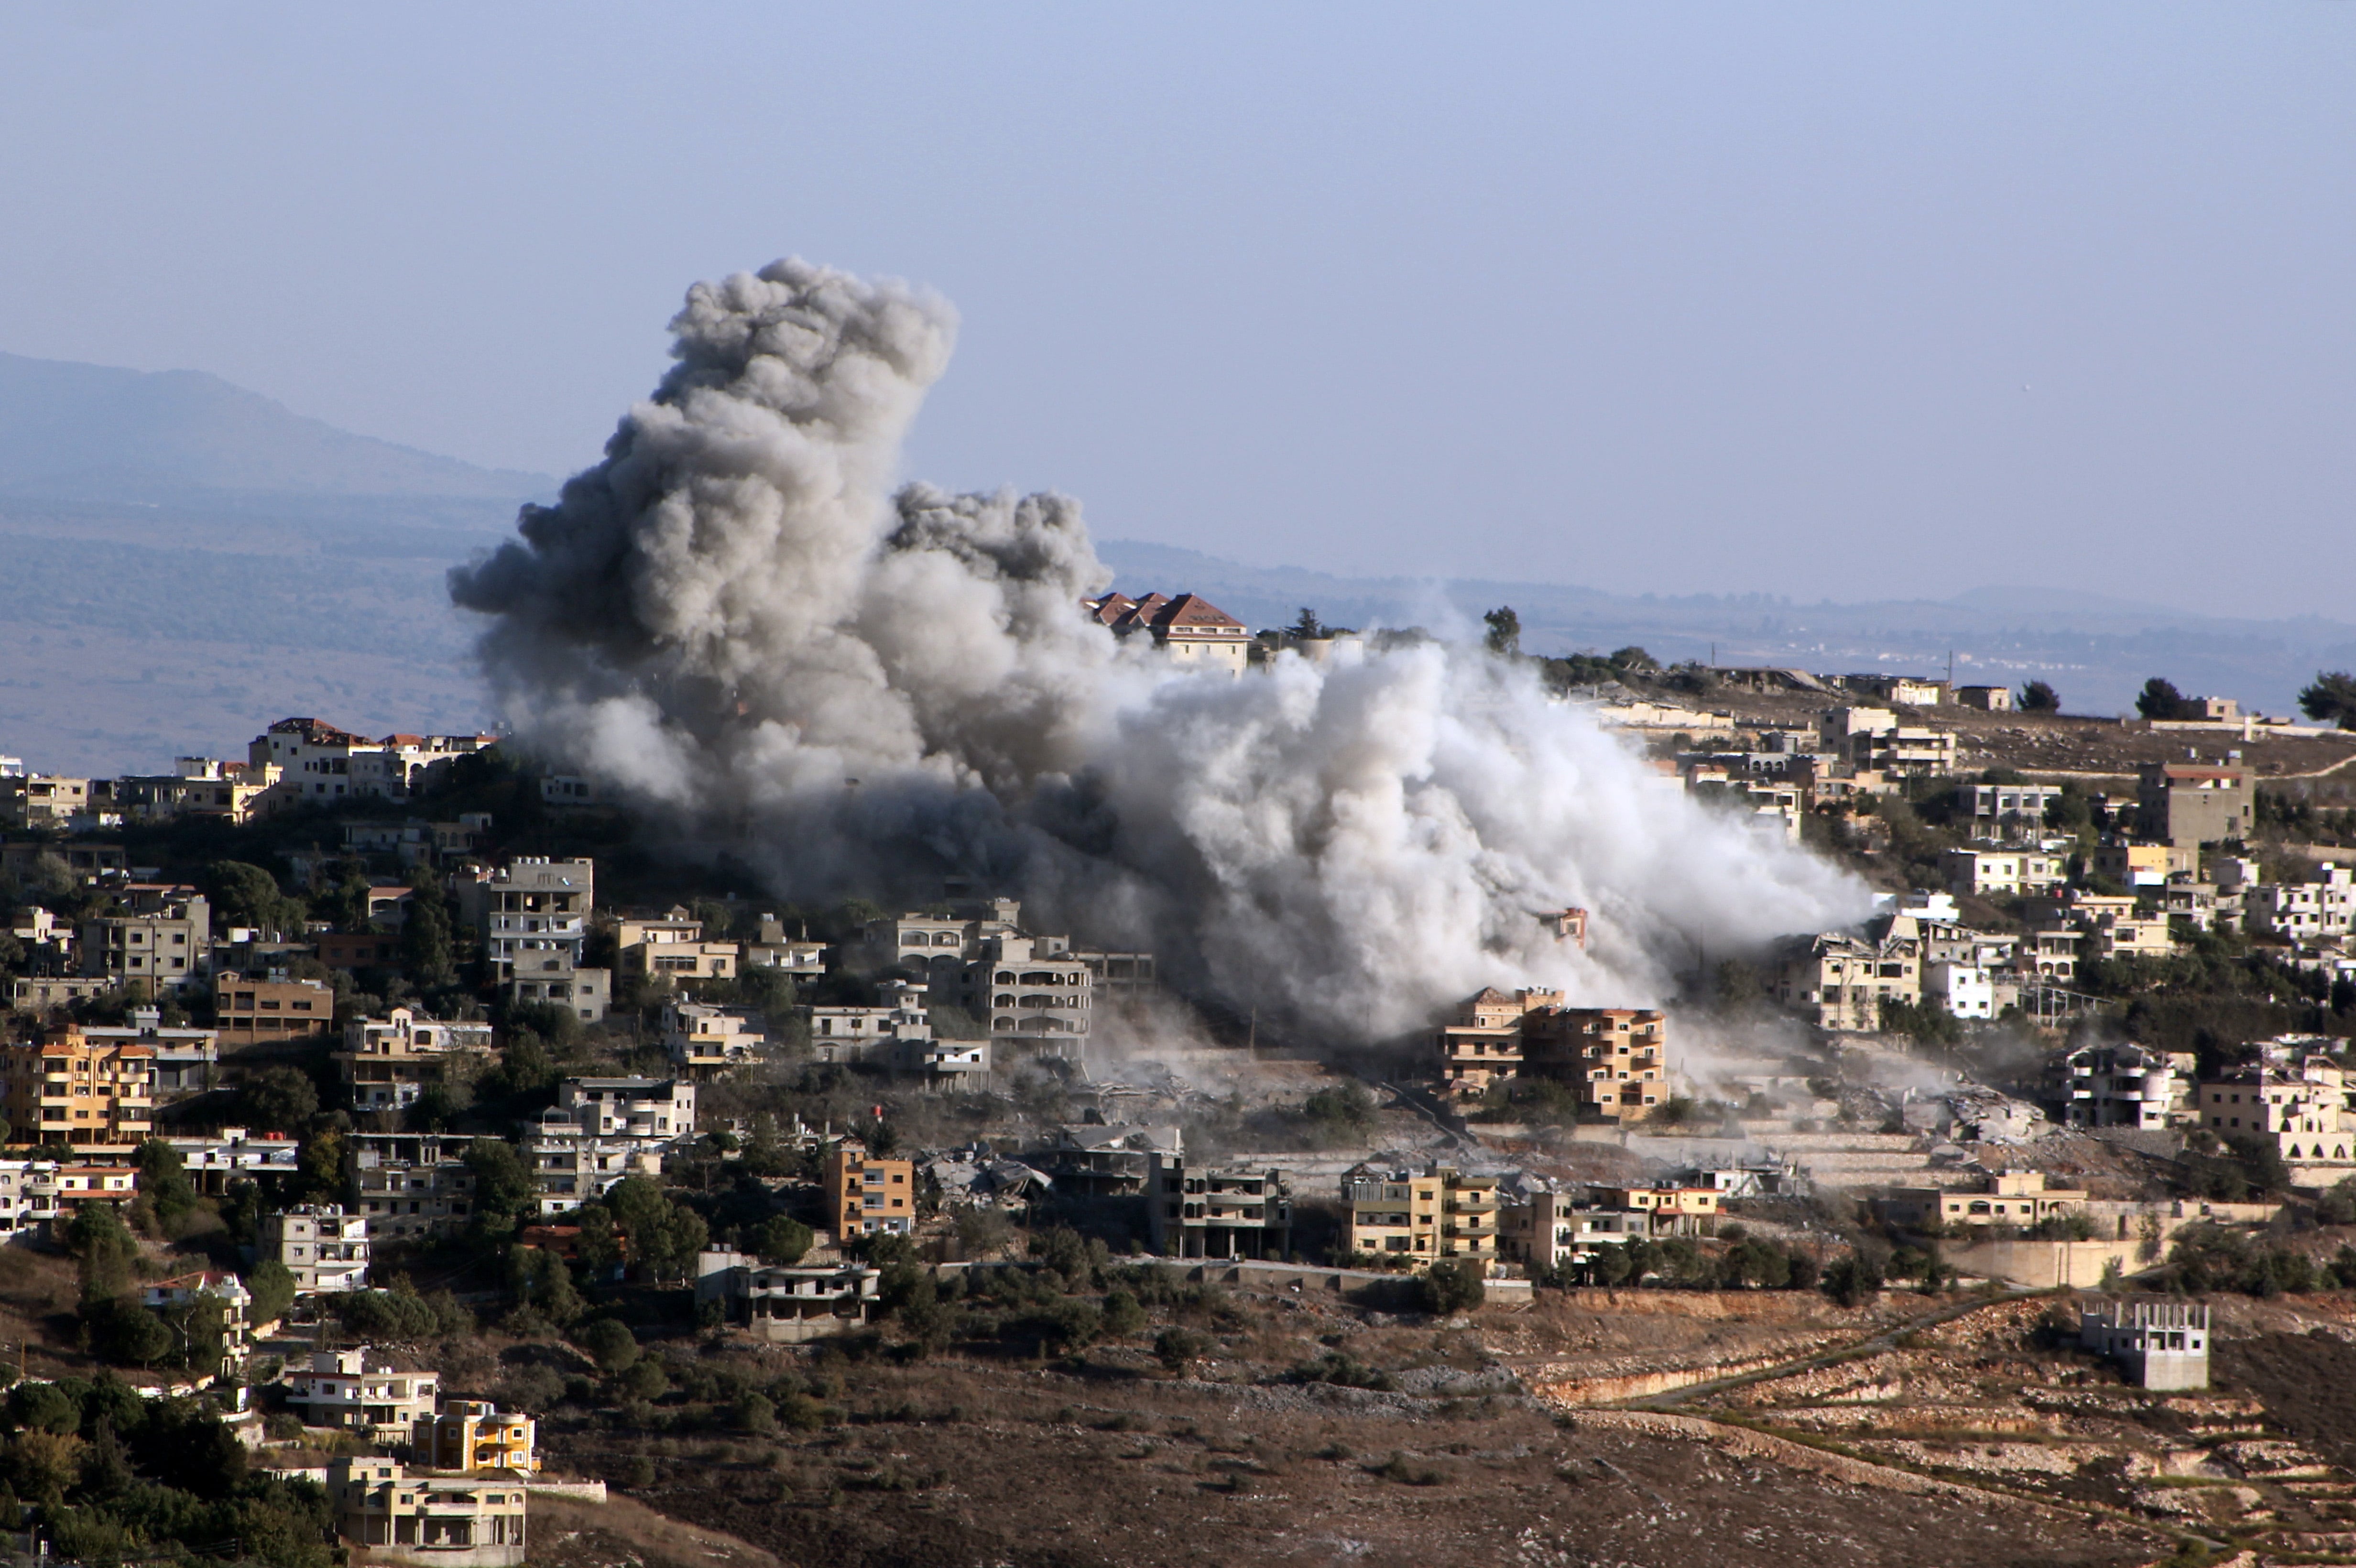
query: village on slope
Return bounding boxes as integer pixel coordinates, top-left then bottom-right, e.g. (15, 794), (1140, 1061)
(0, 597), (2354, 1561)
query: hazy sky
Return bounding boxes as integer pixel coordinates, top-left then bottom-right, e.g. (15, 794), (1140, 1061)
(3, 4), (2350, 617)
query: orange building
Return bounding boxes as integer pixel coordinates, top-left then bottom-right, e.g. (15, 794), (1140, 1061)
(0, 1023), (155, 1148)
(823, 1142), (914, 1239)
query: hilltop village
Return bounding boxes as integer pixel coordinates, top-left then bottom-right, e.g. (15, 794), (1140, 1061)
(4, 599), (2356, 1566)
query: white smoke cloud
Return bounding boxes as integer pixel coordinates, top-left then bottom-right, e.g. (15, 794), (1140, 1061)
(451, 256), (1871, 1046)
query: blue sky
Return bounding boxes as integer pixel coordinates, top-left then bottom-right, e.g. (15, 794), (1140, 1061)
(2, 3), (2350, 616)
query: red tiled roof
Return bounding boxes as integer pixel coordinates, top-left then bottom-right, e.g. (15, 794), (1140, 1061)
(1154, 593), (1243, 632)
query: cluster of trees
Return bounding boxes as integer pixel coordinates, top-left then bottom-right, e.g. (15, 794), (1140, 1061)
(2134, 671), (2356, 729)
(1533, 1231), (1824, 1293)
(0, 1377), (332, 1568)
(65, 1147), (294, 1377)
(2163, 1222), (2356, 1297)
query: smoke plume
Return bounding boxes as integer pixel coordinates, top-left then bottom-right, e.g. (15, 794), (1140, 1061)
(451, 257), (1869, 1045)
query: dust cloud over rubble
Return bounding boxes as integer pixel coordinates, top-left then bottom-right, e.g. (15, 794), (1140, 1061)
(449, 256), (1869, 1046)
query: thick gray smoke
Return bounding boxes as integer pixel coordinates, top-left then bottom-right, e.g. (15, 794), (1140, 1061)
(451, 257), (1870, 1045)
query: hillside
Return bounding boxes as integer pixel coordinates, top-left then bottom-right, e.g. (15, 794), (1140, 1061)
(0, 350), (550, 506)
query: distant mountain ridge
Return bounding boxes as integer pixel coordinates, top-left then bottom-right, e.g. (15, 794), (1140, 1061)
(0, 350), (552, 506)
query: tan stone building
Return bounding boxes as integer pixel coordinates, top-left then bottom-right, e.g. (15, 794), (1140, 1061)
(327, 1457), (526, 1566)
(213, 971), (337, 1048)
(1520, 1008), (1669, 1122)
(1771, 931), (1921, 1032)
(1343, 1164), (1502, 1272)
(1436, 987), (1561, 1100)
(2137, 763), (2254, 849)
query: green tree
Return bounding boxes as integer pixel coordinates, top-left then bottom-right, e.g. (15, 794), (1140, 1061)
(67, 1202), (139, 1303)
(136, 1139), (200, 1227)
(245, 1259), (296, 1328)
(1154, 1327), (1210, 1372)
(1482, 606), (1522, 658)
(1102, 1288), (1146, 1338)
(2317, 1176), (2356, 1226)
(574, 1204), (623, 1275)
(399, 883), (458, 987)
(463, 1138), (535, 1243)
(754, 1214), (813, 1265)
(1290, 607), (1325, 641)
(97, 1305), (173, 1368)
(240, 1067), (319, 1135)
(1822, 1250), (1883, 1307)
(2018, 679), (2061, 712)
(202, 861), (307, 936)
(1418, 1260), (1486, 1315)
(2301, 671), (2356, 729)
(575, 1318), (639, 1375)
(2136, 677), (2189, 720)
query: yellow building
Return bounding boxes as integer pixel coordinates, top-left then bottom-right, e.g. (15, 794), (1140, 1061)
(1587, 1183), (1722, 1235)
(412, 1398), (538, 1474)
(824, 1142), (915, 1239)
(0, 1023), (155, 1148)
(1342, 1165), (1502, 1272)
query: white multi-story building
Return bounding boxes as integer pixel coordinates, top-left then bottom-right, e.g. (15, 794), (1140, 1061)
(968, 935), (1093, 1060)
(1943, 848), (2069, 898)
(807, 980), (933, 1067)
(526, 1111), (664, 1216)
(249, 718), (493, 804)
(555, 1077), (697, 1141)
(288, 1349), (440, 1437)
(662, 1000), (769, 1078)
(2197, 1057), (2356, 1170)
(1923, 961), (1995, 1020)
(262, 1205), (371, 1293)
(2049, 1043), (2192, 1130)
(1955, 782), (2063, 842)
(0, 1161), (66, 1235)
(166, 1127), (302, 1193)
(349, 1132), (479, 1243)
(455, 859), (594, 985)
(337, 1008), (498, 1111)
(2246, 864), (2356, 942)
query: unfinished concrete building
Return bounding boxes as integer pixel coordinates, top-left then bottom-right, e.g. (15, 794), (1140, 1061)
(2080, 1296), (2210, 1390)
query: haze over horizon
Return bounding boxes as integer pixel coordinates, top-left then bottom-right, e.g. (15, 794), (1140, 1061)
(1, 4), (2349, 621)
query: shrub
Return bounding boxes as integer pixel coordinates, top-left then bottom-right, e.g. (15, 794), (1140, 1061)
(577, 1318), (640, 1376)
(1289, 1351), (1396, 1391)
(1101, 1288), (1146, 1339)
(1417, 1261), (1485, 1316)
(1154, 1327), (1211, 1372)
